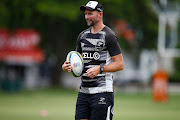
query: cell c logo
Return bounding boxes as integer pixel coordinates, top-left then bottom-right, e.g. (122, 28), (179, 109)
(93, 52), (100, 60)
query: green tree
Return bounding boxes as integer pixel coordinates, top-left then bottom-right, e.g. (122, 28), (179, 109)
(1, 0), (173, 85)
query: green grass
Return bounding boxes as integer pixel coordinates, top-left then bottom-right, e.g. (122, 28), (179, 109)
(0, 88), (180, 120)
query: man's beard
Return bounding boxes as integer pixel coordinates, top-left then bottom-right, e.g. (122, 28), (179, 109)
(87, 19), (98, 27)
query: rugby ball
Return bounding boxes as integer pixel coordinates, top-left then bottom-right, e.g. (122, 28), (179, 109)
(66, 51), (84, 77)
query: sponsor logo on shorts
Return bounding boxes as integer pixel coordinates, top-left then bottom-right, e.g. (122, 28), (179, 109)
(98, 97), (106, 104)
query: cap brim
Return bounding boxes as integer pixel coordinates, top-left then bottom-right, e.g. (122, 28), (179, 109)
(80, 5), (94, 11)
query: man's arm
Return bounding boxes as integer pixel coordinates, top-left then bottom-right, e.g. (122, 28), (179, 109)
(86, 53), (124, 78)
(103, 53), (124, 72)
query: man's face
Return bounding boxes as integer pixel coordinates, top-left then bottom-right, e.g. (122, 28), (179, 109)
(85, 9), (100, 26)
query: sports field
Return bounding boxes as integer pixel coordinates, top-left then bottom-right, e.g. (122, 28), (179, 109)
(0, 88), (180, 120)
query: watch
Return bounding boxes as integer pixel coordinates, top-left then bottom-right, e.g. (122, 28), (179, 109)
(100, 64), (104, 73)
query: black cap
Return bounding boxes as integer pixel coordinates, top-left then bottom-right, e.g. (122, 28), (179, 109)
(80, 1), (103, 12)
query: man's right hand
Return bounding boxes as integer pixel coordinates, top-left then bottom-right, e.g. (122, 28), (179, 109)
(62, 61), (71, 72)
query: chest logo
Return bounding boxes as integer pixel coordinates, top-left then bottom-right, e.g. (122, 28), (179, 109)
(95, 41), (104, 51)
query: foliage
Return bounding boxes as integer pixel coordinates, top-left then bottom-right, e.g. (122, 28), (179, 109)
(169, 57), (180, 83)
(1, 0), (178, 84)
(0, 0), (159, 49)
(102, 0), (158, 49)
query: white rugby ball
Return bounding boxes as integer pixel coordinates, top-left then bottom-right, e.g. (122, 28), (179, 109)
(66, 51), (84, 77)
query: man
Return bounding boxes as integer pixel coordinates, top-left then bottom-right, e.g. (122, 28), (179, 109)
(62, 1), (124, 120)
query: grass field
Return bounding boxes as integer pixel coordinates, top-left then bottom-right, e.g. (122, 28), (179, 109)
(0, 88), (180, 120)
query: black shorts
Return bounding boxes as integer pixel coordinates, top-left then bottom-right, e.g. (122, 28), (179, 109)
(75, 92), (114, 120)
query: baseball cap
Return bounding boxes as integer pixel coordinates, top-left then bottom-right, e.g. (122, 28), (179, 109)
(80, 1), (103, 12)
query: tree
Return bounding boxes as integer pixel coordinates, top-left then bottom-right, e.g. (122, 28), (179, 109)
(0, 0), (166, 86)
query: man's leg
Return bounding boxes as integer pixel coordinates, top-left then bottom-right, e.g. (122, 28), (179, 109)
(75, 92), (91, 120)
(90, 92), (114, 120)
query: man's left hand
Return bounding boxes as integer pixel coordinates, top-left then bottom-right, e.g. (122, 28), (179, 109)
(86, 66), (101, 78)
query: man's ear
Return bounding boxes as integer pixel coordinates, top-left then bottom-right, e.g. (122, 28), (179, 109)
(99, 12), (103, 18)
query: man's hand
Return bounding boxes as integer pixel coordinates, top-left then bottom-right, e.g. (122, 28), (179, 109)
(86, 66), (100, 79)
(62, 61), (71, 72)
